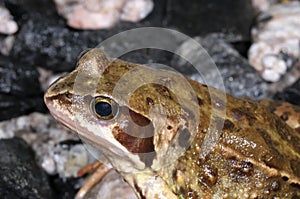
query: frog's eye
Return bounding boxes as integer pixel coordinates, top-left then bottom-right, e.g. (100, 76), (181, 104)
(92, 96), (119, 120)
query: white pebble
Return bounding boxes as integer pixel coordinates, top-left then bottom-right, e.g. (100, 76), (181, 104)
(262, 68), (280, 82)
(121, 0), (154, 22)
(53, 0), (154, 30)
(248, 2), (300, 82)
(0, 7), (18, 35)
(41, 157), (57, 175)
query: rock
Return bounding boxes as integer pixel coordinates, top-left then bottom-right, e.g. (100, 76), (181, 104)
(0, 112), (94, 198)
(120, 0), (154, 22)
(0, 6), (18, 35)
(0, 112), (138, 199)
(0, 94), (45, 121)
(49, 175), (78, 199)
(0, 137), (54, 199)
(4, 0), (162, 72)
(0, 56), (46, 121)
(166, 0), (255, 40)
(171, 34), (270, 99)
(251, 0), (300, 12)
(0, 56), (41, 96)
(54, 0), (124, 30)
(248, 2), (300, 82)
(0, 112), (90, 178)
(53, 0), (154, 30)
(252, 0), (278, 12)
(4, 0), (95, 71)
(50, 143), (90, 177)
(0, 35), (15, 55)
(274, 78), (300, 105)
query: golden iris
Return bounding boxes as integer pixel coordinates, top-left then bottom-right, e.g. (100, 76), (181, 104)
(92, 96), (118, 120)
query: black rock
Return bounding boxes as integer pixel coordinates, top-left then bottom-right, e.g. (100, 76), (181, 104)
(0, 56), (46, 121)
(119, 49), (173, 67)
(4, 0), (165, 72)
(0, 138), (54, 199)
(0, 0), (168, 120)
(48, 175), (78, 199)
(0, 56), (41, 96)
(166, 0), (255, 41)
(201, 34), (271, 99)
(171, 34), (270, 99)
(5, 0), (91, 72)
(274, 79), (300, 105)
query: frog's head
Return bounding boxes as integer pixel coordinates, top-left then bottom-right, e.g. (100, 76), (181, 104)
(44, 48), (200, 173)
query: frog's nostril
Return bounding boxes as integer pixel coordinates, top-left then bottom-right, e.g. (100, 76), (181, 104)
(167, 125), (173, 130)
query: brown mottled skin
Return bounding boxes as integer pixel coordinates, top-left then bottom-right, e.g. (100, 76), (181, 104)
(45, 49), (300, 199)
(161, 90), (300, 198)
(259, 100), (300, 134)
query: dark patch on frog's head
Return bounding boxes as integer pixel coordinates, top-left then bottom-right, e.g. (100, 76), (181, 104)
(153, 84), (173, 100)
(197, 96), (204, 106)
(238, 161), (254, 175)
(290, 160), (300, 179)
(274, 118), (290, 139)
(256, 128), (285, 168)
(128, 109), (151, 127)
(172, 169), (177, 179)
(201, 165), (218, 186)
(112, 107), (156, 167)
(273, 117), (300, 153)
(280, 112), (290, 121)
(133, 179), (146, 199)
(179, 188), (198, 198)
(281, 128), (300, 153)
(231, 108), (256, 125)
(146, 97), (154, 105)
(291, 193), (300, 199)
(167, 125), (173, 130)
(270, 180), (281, 191)
(229, 159), (254, 180)
(296, 127), (300, 134)
(223, 119), (235, 131)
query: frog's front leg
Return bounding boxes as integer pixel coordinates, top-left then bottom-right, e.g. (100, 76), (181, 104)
(124, 171), (178, 199)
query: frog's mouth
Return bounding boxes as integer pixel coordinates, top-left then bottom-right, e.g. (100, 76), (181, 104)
(44, 97), (122, 154)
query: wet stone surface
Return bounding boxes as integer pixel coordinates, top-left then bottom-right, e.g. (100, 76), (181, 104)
(0, 137), (54, 199)
(0, 56), (46, 121)
(4, 0), (165, 72)
(166, 0), (255, 40)
(0, 113), (94, 198)
(275, 79), (300, 105)
(171, 34), (270, 100)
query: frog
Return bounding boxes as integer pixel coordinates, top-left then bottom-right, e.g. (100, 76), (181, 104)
(44, 48), (300, 199)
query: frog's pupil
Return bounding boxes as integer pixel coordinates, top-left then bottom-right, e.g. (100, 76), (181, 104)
(95, 101), (112, 117)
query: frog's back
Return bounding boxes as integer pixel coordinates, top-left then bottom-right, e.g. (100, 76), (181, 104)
(159, 81), (300, 198)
